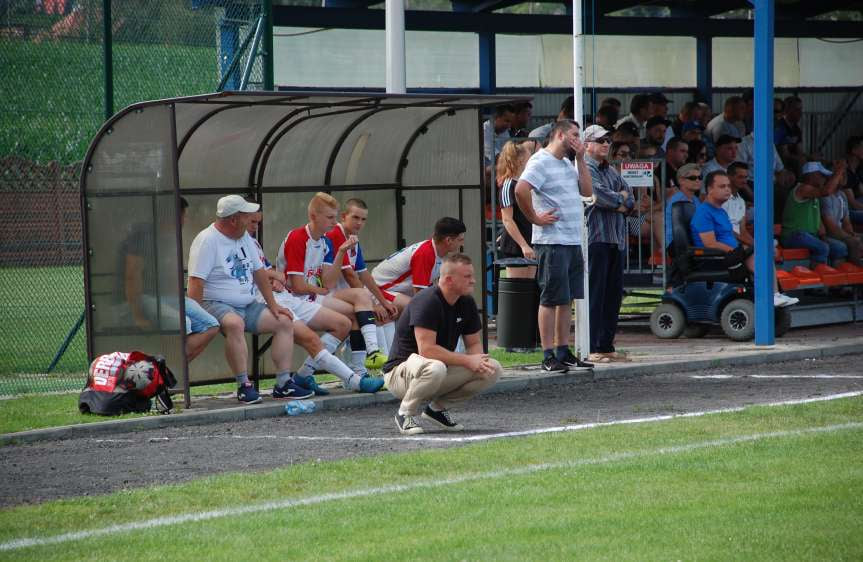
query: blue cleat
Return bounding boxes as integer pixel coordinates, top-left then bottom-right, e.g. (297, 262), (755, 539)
(293, 374), (331, 396)
(357, 374), (385, 394)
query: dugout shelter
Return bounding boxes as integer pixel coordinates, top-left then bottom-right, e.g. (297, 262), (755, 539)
(80, 91), (528, 406)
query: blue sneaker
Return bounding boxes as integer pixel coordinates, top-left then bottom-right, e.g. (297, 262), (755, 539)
(293, 374), (331, 396)
(237, 383), (262, 404)
(357, 374), (385, 394)
(272, 380), (314, 400)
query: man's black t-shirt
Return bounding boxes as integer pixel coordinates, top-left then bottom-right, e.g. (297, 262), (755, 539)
(383, 285), (482, 372)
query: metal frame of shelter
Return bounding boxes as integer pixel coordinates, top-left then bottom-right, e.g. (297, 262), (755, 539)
(80, 91), (528, 407)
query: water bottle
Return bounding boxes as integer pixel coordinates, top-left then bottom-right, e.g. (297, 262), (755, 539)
(300, 400), (316, 414)
(285, 400), (303, 416)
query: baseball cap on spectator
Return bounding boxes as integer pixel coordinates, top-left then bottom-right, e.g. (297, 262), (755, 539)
(715, 134), (741, 147)
(582, 124), (612, 143)
(682, 120), (705, 132)
(648, 93), (672, 105)
(677, 162), (701, 180)
(646, 115), (671, 129)
(616, 121), (640, 137)
(217, 194), (260, 218)
(801, 161), (833, 176)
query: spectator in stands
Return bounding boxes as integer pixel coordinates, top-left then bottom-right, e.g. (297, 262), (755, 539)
(705, 97), (745, 143)
(611, 141), (634, 162)
(734, 130), (793, 195)
(530, 96), (574, 141)
(612, 121), (641, 151)
(497, 140), (540, 279)
(616, 94), (650, 139)
(775, 96), (806, 176)
(644, 116), (669, 158)
(819, 162), (861, 266)
(600, 97), (622, 113)
(687, 140), (708, 165)
(723, 162), (753, 245)
(648, 92), (671, 119)
(671, 101), (697, 138)
(594, 105), (619, 130)
(383, 253), (501, 435)
(372, 217), (467, 299)
(742, 89), (755, 135)
(697, 102), (713, 128)
(701, 135), (740, 189)
(664, 137), (689, 191)
(773, 98), (785, 124)
(841, 135), (863, 225)
(691, 171), (798, 307)
(187, 195), (295, 404)
(665, 163), (702, 250)
(509, 101), (533, 138)
(781, 161), (849, 266)
(583, 125), (634, 363)
(515, 119), (594, 373)
(681, 120), (705, 143)
(615, 141), (664, 252)
(483, 104), (515, 166)
(118, 197), (220, 362)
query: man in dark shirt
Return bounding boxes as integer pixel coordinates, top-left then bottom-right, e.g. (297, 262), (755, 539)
(383, 254), (501, 435)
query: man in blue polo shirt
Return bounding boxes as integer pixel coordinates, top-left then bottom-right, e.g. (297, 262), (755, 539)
(691, 171), (798, 308)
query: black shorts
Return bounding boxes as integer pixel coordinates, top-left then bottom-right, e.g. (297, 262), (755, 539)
(721, 245), (753, 269)
(534, 244), (584, 306)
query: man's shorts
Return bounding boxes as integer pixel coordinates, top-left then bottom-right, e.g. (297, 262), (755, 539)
(271, 291), (322, 324)
(534, 244), (584, 306)
(202, 300), (269, 333)
(183, 297), (220, 335)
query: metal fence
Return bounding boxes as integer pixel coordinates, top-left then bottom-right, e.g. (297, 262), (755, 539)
(0, 0), (267, 394)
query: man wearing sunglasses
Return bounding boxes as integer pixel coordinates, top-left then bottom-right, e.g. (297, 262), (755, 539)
(664, 163), (703, 250)
(583, 125), (635, 363)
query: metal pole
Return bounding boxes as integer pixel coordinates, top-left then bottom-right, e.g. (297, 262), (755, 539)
(753, 0), (775, 345)
(263, 0), (274, 90)
(385, 0), (406, 94)
(240, 15), (265, 90)
(573, 1), (590, 359)
(103, 0), (113, 121)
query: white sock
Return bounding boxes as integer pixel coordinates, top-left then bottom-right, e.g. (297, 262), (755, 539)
(321, 332), (342, 354)
(382, 322), (396, 351)
(376, 325), (388, 356)
(313, 349), (355, 384)
(350, 349), (367, 372)
(360, 323), (379, 353)
(296, 356), (316, 378)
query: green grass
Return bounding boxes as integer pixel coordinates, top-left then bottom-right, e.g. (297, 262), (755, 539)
(2, 40), (218, 164)
(0, 397), (861, 559)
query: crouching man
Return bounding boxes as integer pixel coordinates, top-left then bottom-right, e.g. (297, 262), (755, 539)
(382, 254), (501, 435)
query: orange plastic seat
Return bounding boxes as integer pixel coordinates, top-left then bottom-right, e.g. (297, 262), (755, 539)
(835, 262), (863, 284)
(776, 269), (800, 291)
(782, 248), (811, 261)
(790, 265), (822, 286)
(813, 264), (848, 286)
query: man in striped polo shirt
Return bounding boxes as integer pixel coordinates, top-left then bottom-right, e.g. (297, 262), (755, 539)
(583, 124), (635, 363)
(515, 119), (594, 373)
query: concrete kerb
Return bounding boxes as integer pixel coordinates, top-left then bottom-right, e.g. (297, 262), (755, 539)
(2, 341), (861, 447)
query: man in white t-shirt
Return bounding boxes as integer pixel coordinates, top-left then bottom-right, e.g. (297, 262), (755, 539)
(515, 119), (594, 373)
(723, 162), (754, 247)
(187, 195), (298, 405)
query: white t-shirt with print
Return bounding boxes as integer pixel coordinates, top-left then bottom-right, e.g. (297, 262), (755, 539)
(188, 224), (263, 307)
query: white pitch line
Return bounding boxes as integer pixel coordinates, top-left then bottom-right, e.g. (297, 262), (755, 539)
(96, 390), (863, 445)
(4, 421), (862, 553)
(691, 374), (863, 379)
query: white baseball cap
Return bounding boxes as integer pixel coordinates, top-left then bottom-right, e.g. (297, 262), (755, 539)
(216, 195), (260, 218)
(800, 161), (833, 176)
(582, 124), (611, 143)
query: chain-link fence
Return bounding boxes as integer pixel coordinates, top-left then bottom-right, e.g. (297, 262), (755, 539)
(0, 0), (266, 395)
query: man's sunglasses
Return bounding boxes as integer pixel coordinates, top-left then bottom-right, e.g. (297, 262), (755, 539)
(682, 175), (703, 181)
(592, 138), (612, 144)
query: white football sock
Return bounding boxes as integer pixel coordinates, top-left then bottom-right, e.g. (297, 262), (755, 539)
(360, 323), (379, 353)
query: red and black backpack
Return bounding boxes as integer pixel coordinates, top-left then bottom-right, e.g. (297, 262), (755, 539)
(78, 351), (177, 416)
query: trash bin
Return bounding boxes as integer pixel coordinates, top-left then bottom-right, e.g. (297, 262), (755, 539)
(496, 277), (539, 351)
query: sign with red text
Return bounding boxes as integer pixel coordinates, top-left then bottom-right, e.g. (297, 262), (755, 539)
(620, 161), (654, 188)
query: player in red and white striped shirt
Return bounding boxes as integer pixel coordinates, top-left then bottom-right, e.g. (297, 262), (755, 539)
(371, 217), (467, 299)
(278, 193), (387, 390)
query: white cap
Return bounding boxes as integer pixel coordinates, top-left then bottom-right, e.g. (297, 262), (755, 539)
(800, 161), (833, 176)
(582, 124), (611, 143)
(216, 195), (260, 218)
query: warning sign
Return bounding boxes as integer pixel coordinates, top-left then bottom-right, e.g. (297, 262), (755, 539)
(620, 161), (654, 188)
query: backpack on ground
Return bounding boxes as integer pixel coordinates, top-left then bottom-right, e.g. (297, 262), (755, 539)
(78, 351), (177, 416)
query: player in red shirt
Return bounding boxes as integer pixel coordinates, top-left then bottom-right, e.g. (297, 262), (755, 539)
(278, 193), (388, 382)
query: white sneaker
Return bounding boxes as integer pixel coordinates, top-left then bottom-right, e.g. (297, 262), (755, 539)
(773, 292), (799, 308)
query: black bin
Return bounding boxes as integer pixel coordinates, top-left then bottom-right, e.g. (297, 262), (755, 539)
(496, 277), (539, 350)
